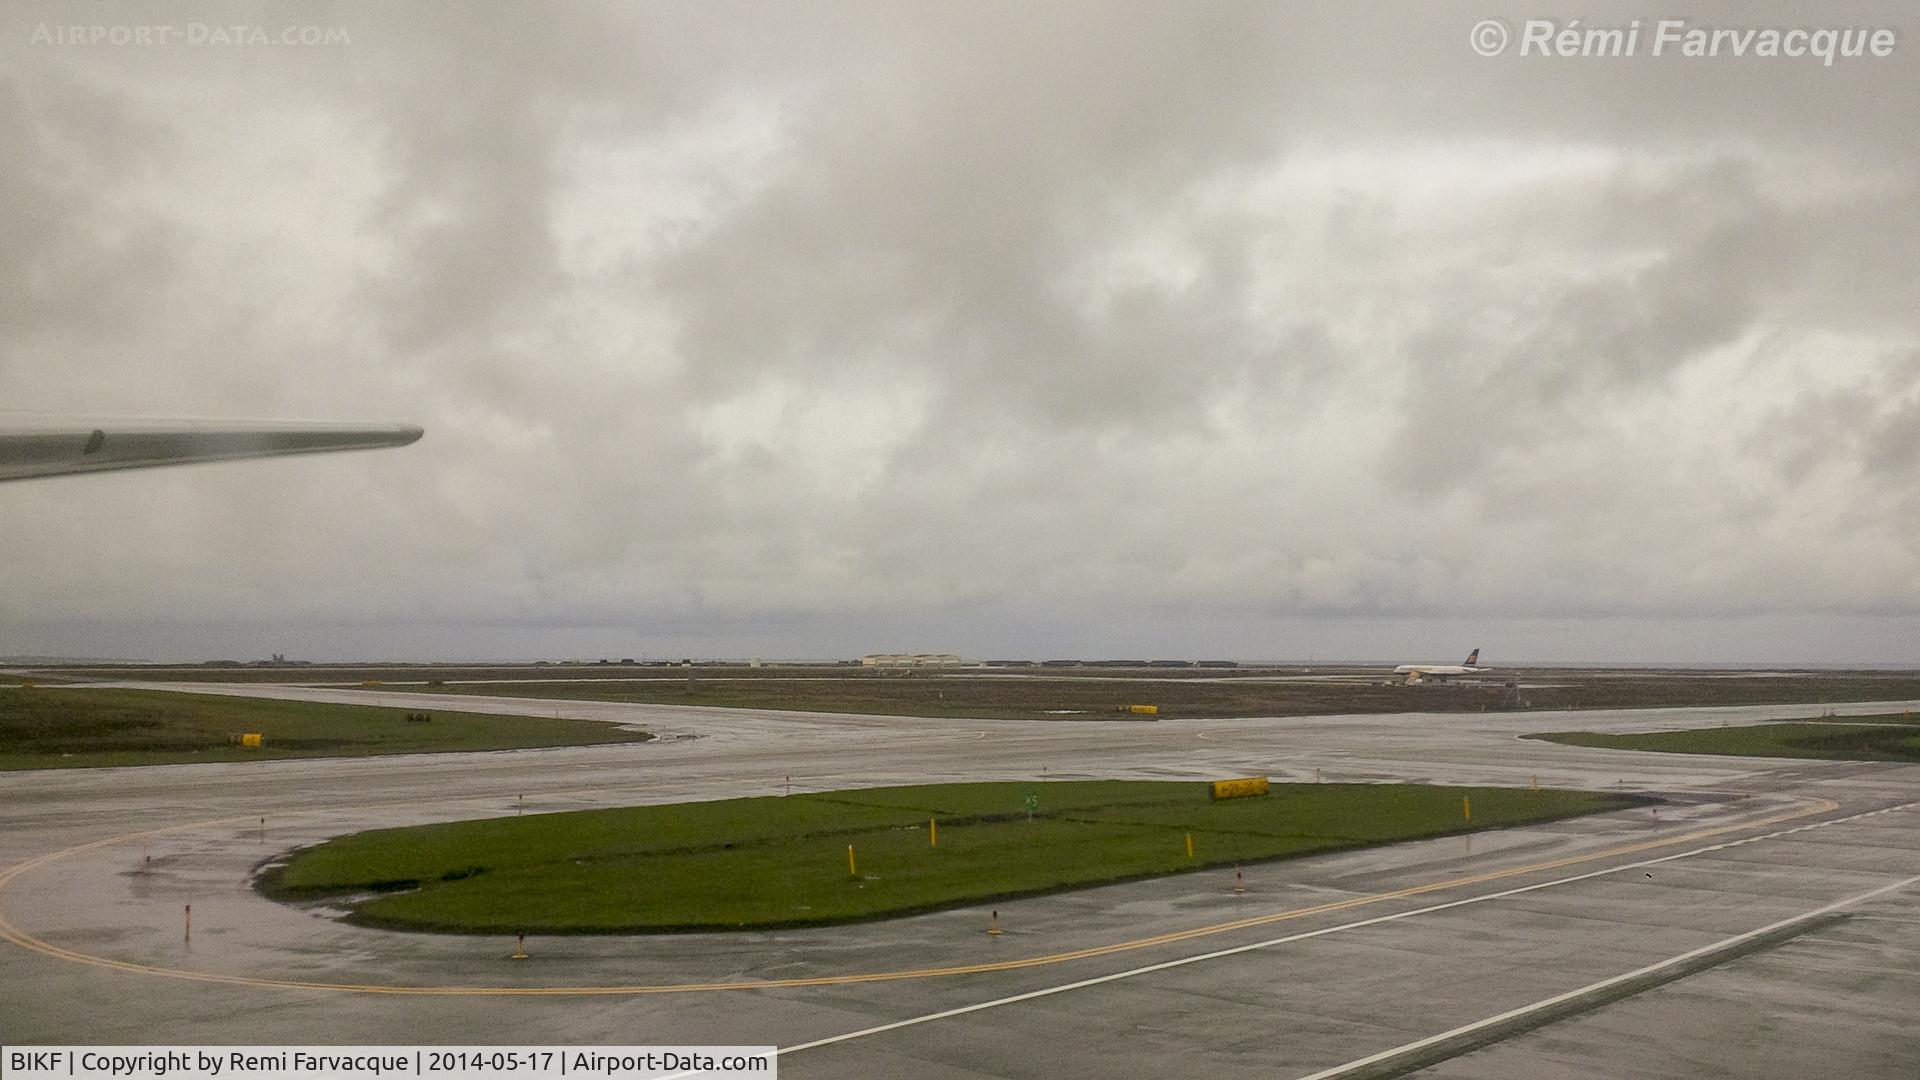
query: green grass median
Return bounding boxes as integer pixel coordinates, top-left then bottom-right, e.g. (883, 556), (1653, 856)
(262, 780), (1640, 933)
(0, 688), (651, 769)
(1527, 717), (1920, 763)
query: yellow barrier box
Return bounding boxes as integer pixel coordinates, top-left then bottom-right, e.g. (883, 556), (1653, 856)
(1210, 776), (1269, 800)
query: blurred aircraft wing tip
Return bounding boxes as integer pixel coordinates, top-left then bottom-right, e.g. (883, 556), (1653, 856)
(0, 418), (425, 481)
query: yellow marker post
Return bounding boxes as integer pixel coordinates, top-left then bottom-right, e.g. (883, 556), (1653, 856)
(1463, 797), (1472, 823)
(847, 844), (857, 878)
(1185, 833), (1194, 860)
(930, 818), (938, 847)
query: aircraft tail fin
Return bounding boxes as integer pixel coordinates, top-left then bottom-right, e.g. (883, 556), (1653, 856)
(1464, 648), (1480, 666)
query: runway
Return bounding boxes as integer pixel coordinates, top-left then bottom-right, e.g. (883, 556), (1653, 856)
(3, 684), (1916, 1078)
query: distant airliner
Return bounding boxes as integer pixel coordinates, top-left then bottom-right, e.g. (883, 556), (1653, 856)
(0, 419), (422, 482)
(1393, 648), (1488, 685)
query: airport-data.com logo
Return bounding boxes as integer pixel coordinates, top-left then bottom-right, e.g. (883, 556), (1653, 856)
(1470, 18), (1898, 65)
(28, 23), (350, 47)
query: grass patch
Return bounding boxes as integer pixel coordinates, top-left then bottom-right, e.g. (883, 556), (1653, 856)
(29, 664), (1920, 719)
(1767, 711), (1920, 725)
(262, 780), (1639, 933)
(353, 668), (1920, 720)
(1526, 720), (1920, 763)
(0, 688), (651, 770)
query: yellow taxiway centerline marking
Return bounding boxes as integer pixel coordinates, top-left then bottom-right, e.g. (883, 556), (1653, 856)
(0, 794), (1839, 996)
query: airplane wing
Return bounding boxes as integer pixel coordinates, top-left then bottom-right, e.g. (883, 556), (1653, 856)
(0, 420), (423, 482)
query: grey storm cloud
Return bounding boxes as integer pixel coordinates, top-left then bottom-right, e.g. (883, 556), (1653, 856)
(1, 1), (1917, 664)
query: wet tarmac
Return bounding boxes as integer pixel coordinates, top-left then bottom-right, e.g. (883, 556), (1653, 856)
(3, 685), (1916, 1078)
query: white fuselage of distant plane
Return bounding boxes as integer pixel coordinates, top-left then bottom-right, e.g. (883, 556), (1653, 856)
(1393, 649), (1488, 684)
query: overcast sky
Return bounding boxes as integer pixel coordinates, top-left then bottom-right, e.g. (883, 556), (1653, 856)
(2, 2), (1916, 664)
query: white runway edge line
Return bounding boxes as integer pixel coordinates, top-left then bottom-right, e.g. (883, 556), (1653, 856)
(778, 800), (1917, 1060)
(1292, 867), (1920, 1080)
